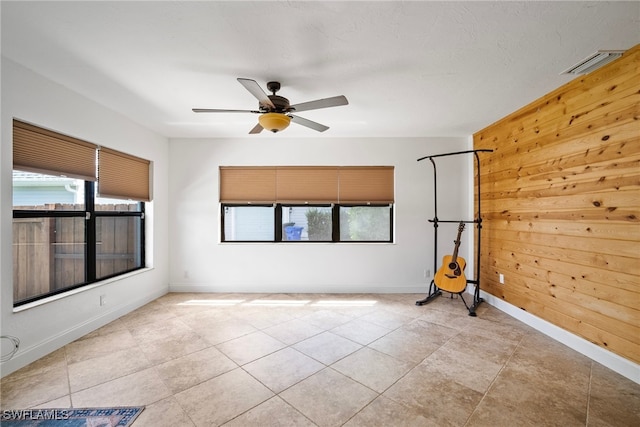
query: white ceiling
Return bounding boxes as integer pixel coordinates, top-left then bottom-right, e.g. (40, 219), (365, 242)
(2, 1), (638, 139)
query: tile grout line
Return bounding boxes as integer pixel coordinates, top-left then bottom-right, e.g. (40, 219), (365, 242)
(64, 345), (74, 409)
(585, 361), (594, 426)
(461, 329), (529, 426)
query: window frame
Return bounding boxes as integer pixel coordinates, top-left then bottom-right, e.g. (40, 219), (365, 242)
(220, 203), (393, 243)
(12, 179), (146, 307)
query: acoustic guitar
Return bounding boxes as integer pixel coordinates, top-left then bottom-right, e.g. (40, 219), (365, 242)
(434, 222), (467, 294)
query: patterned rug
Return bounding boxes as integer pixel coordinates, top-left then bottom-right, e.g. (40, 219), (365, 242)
(1, 407), (144, 426)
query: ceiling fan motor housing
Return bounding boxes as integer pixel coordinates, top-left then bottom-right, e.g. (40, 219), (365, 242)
(263, 95), (291, 113)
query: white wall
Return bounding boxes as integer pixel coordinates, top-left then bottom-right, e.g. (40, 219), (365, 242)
(0, 58), (170, 376)
(168, 136), (473, 294)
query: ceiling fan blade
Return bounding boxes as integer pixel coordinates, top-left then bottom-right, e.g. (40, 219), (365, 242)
(290, 115), (329, 132)
(192, 108), (260, 113)
(249, 123), (264, 134)
(290, 95), (348, 113)
(237, 78), (276, 110)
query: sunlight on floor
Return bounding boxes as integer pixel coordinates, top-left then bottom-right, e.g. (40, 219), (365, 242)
(177, 299), (246, 306)
(311, 300), (378, 307)
(244, 299), (312, 307)
(176, 298), (379, 308)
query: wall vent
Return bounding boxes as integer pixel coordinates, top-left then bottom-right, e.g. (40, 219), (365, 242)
(561, 50), (625, 75)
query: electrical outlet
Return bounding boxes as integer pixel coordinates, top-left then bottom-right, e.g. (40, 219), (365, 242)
(100, 295), (106, 306)
(426, 269), (431, 277)
(499, 273), (505, 284)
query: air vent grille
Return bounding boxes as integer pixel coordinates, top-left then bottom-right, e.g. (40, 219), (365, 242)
(561, 50), (625, 75)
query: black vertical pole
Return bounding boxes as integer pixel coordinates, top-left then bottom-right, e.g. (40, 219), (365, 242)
(430, 157), (438, 277)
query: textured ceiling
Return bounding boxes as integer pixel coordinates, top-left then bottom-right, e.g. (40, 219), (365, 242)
(2, 1), (639, 138)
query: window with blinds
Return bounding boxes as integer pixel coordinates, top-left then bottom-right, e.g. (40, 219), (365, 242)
(220, 166), (394, 243)
(219, 166), (394, 204)
(13, 119), (152, 202)
(98, 147), (152, 202)
(13, 120), (98, 181)
(12, 119), (148, 306)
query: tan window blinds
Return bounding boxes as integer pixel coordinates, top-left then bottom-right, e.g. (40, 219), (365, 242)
(98, 148), (152, 202)
(219, 167), (277, 203)
(13, 119), (97, 181)
(219, 166), (394, 203)
(276, 167), (339, 203)
(339, 166), (395, 203)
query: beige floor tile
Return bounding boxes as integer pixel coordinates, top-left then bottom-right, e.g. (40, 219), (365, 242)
(467, 316), (531, 345)
(465, 394), (558, 427)
(262, 318), (324, 345)
(118, 300), (178, 328)
(280, 368), (377, 427)
(192, 318), (258, 346)
(475, 363), (588, 426)
(71, 367), (171, 407)
(33, 395), (72, 409)
(68, 347), (150, 392)
(414, 305), (476, 331)
(243, 347), (324, 393)
(178, 305), (240, 327)
(231, 307), (296, 329)
(128, 317), (195, 344)
(442, 328), (519, 366)
(506, 333), (592, 398)
(384, 363), (484, 426)
(300, 310), (354, 330)
(420, 345), (505, 394)
(343, 395), (435, 427)
(0, 366), (70, 409)
(138, 329), (211, 365)
(380, 300), (430, 319)
(80, 318), (128, 339)
(223, 396), (316, 427)
(307, 296), (379, 318)
(132, 397), (195, 427)
(358, 309), (415, 330)
(330, 318), (391, 345)
(0, 349), (67, 383)
(64, 329), (137, 364)
(368, 320), (456, 364)
(155, 346), (237, 394)
(3, 292), (639, 427)
(174, 368), (273, 426)
(587, 363), (640, 426)
(293, 331), (362, 365)
(216, 331), (287, 366)
(332, 347), (413, 393)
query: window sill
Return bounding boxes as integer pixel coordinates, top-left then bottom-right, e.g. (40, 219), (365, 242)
(13, 267), (154, 313)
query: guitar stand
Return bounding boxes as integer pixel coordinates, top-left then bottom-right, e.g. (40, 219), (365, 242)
(414, 149), (493, 316)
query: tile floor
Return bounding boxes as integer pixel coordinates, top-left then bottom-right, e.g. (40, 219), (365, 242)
(1, 292), (639, 426)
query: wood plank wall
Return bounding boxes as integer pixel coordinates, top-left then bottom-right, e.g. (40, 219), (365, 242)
(473, 44), (640, 364)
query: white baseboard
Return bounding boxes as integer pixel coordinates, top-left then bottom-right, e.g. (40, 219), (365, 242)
(1, 288), (167, 378)
(479, 290), (640, 385)
(169, 282), (429, 295)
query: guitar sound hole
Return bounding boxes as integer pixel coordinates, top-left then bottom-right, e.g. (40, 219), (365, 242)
(448, 263), (457, 270)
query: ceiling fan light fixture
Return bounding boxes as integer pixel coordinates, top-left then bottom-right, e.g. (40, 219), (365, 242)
(259, 112), (291, 133)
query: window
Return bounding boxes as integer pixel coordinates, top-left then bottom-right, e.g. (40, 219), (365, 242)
(223, 205), (274, 241)
(12, 120), (150, 306)
(220, 166), (394, 243)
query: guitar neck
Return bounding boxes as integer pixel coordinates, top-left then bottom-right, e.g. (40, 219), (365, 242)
(451, 243), (460, 262)
(450, 223), (465, 263)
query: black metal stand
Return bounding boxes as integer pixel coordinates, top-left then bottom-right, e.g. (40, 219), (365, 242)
(415, 149), (493, 316)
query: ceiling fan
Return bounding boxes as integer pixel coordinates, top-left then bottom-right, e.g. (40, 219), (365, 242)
(193, 78), (348, 134)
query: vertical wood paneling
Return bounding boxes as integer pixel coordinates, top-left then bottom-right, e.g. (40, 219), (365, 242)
(474, 44), (640, 364)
